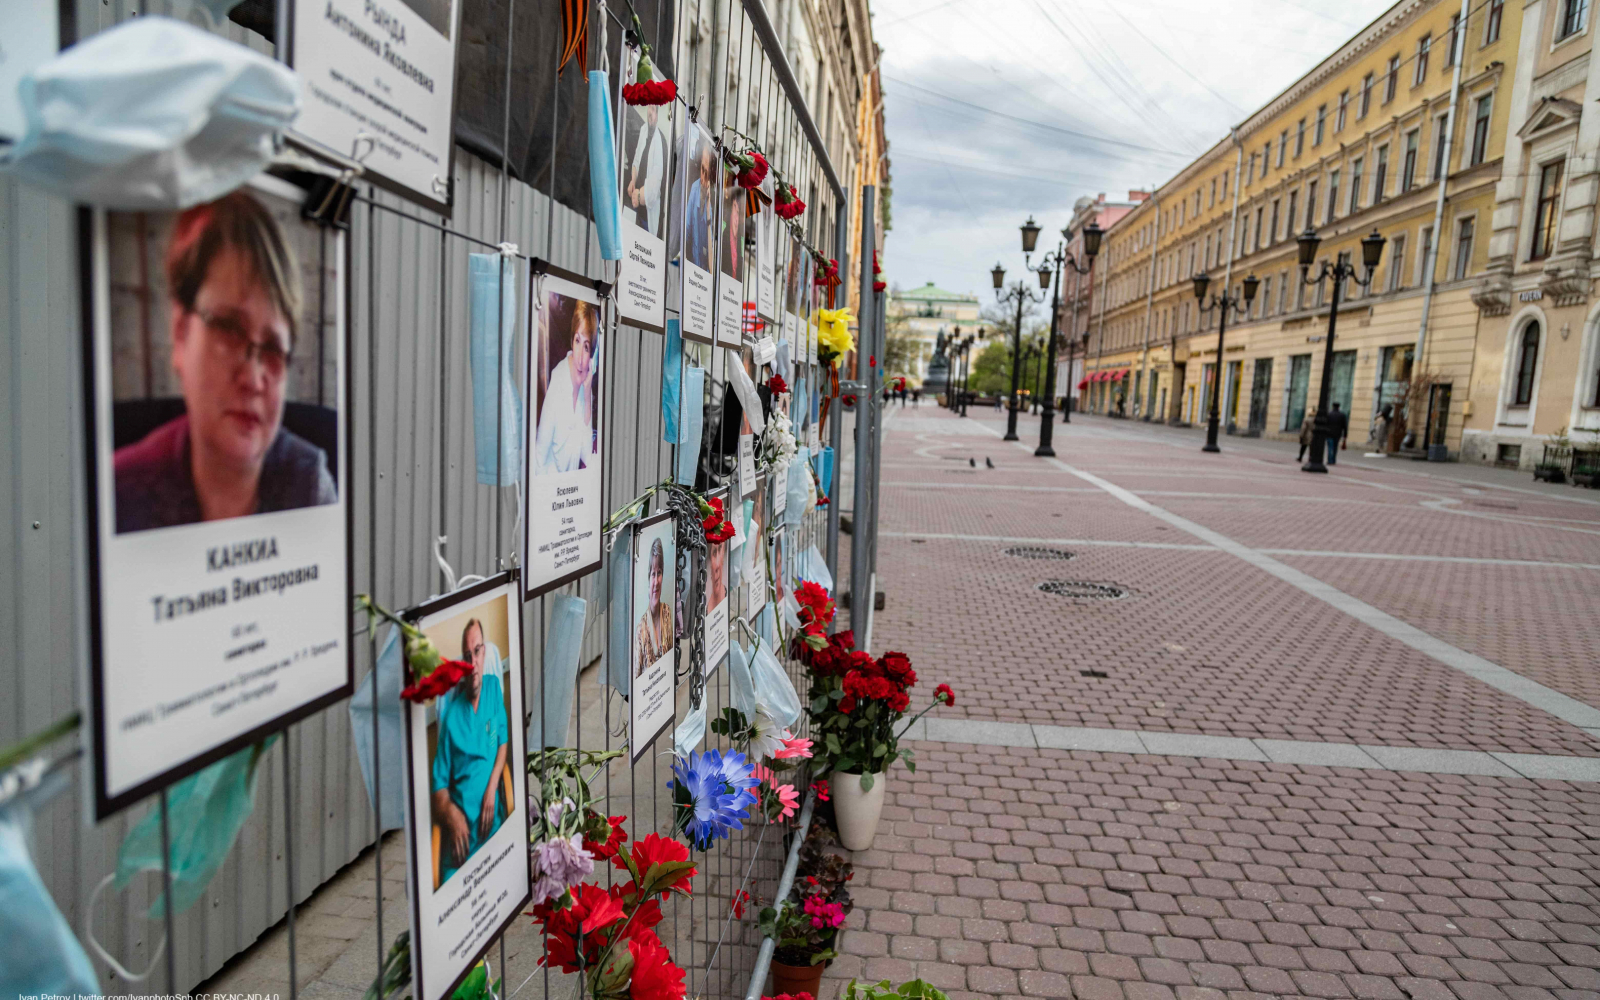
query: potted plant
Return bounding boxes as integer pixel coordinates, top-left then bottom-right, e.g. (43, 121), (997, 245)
(759, 873), (853, 996)
(797, 629), (953, 850)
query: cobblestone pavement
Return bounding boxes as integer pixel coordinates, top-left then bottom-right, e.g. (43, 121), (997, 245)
(821, 405), (1600, 1000)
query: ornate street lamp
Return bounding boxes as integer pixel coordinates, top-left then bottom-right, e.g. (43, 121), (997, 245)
(1192, 271), (1259, 453)
(1297, 227), (1386, 472)
(1029, 220), (1099, 455)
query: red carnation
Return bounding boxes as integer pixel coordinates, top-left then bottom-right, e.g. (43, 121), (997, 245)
(584, 813), (629, 860)
(838, 694), (857, 713)
(936, 683), (956, 706)
(623, 79), (677, 106)
(399, 657), (471, 702)
(767, 374), (789, 395)
(736, 151), (769, 189)
(873, 280), (886, 293)
(622, 833), (697, 897)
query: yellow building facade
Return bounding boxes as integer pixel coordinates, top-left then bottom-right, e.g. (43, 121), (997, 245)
(1086, 0), (1534, 462)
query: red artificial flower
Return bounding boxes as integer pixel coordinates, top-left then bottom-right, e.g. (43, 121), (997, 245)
(625, 934), (687, 1000)
(622, 833), (697, 897)
(767, 374), (789, 395)
(831, 630), (855, 652)
(623, 79), (678, 106)
(735, 151), (769, 189)
(813, 779), (830, 802)
(841, 394), (857, 407)
(816, 494), (830, 506)
(774, 189), (806, 220)
(872, 280), (886, 293)
(732, 888), (751, 919)
(584, 813), (629, 860)
(838, 694), (857, 713)
(936, 683), (956, 707)
(534, 882), (625, 972)
(399, 658), (471, 702)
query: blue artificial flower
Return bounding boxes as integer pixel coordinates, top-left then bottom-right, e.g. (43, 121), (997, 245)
(669, 749), (759, 850)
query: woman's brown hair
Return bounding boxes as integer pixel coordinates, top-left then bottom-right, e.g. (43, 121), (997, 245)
(166, 190), (303, 345)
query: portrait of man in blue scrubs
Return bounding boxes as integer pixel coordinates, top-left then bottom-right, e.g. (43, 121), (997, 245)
(429, 617), (510, 887)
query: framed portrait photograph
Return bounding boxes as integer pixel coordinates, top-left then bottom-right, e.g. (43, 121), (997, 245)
(745, 473), (769, 613)
(757, 193), (778, 322)
(630, 511), (676, 762)
(285, 0), (462, 214)
(715, 164), (744, 349)
(701, 486), (731, 674)
(522, 265), (605, 599)
(402, 572), (531, 1000)
(82, 172), (353, 819)
(676, 123), (717, 344)
(616, 97), (673, 333)
(783, 235), (803, 355)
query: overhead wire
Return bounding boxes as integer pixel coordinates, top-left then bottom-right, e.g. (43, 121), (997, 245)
(1093, 0), (1248, 116)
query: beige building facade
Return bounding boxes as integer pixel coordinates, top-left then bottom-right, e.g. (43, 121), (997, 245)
(887, 282), (982, 382)
(1080, 0), (1600, 471)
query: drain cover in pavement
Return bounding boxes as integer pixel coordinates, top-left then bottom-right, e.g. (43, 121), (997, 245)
(1005, 546), (1075, 560)
(1038, 580), (1127, 600)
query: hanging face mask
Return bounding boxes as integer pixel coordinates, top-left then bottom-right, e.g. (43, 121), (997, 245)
(469, 253), (523, 487)
(588, 70), (622, 261)
(675, 366), (705, 486)
(815, 447), (835, 501)
(0, 17), (300, 209)
(112, 737), (276, 919)
(728, 641), (757, 720)
(797, 544), (834, 593)
(726, 350), (765, 434)
(349, 625), (405, 833)
(662, 319), (683, 443)
(604, 522), (635, 696)
(532, 594), (587, 750)
(672, 698), (707, 758)
(785, 446), (809, 528)
(749, 631), (801, 729)
(0, 800), (100, 997)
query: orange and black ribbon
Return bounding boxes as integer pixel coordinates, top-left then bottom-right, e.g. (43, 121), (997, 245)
(744, 186), (772, 218)
(559, 0), (589, 76)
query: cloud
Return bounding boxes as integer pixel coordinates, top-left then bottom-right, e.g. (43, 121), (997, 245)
(874, 0), (1396, 298)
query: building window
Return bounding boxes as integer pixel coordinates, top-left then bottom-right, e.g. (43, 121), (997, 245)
(1247, 155), (1255, 186)
(1558, 0), (1588, 40)
(1374, 145), (1389, 202)
(1326, 172), (1339, 220)
(1485, 0), (1503, 43)
(1415, 35), (1431, 84)
(1307, 179), (1318, 226)
(1269, 199), (1280, 244)
(1262, 144), (1271, 175)
(1316, 104), (1328, 144)
(1402, 130), (1418, 191)
(1221, 170), (1228, 196)
(1385, 55), (1400, 103)
(1286, 189), (1299, 235)
(1296, 119), (1306, 157)
(1204, 234), (1212, 269)
(1470, 94), (1492, 165)
(1261, 276), (1273, 316)
(1453, 217), (1475, 279)
(1417, 226), (1433, 286)
(1276, 132), (1286, 167)
(1347, 85), (1359, 127)
(1349, 158), (1364, 213)
(1253, 207), (1264, 252)
(1532, 159), (1564, 260)
(1514, 323), (1540, 405)
(1278, 270), (1289, 313)
(1433, 114), (1451, 179)
(1445, 14), (1461, 66)
(1388, 234), (1406, 291)
(1209, 178), (1216, 207)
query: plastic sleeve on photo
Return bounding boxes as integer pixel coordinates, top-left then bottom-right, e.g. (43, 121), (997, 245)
(532, 594), (586, 750)
(728, 641), (756, 719)
(785, 446), (809, 527)
(675, 366), (704, 486)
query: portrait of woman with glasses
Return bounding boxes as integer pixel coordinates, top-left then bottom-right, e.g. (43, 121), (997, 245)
(112, 190), (338, 533)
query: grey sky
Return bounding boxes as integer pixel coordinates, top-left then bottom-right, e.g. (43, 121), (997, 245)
(875, 0), (1400, 298)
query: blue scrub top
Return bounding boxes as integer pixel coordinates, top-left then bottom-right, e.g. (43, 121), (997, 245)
(431, 672), (509, 881)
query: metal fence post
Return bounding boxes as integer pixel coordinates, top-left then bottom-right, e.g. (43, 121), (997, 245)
(849, 186), (875, 645)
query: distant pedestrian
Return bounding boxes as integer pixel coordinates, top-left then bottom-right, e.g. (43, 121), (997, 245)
(993, 396), (1002, 411)
(1326, 402), (1349, 464)
(1296, 413), (1315, 462)
(1368, 404), (1392, 452)
(1116, 392), (1126, 417)
(912, 388), (921, 406)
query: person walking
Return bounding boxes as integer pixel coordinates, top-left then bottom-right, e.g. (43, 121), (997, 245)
(1296, 412), (1315, 462)
(912, 387), (921, 406)
(1367, 403), (1392, 454)
(1326, 402), (1349, 465)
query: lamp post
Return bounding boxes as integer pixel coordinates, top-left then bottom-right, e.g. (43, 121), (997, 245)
(1191, 270), (1260, 453)
(944, 325), (962, 412)
(992, 215), (1055, 441)
(958, 334), (976, 416)
(1030, 222), (1099, 455)
(1296, 226), (1386, 472)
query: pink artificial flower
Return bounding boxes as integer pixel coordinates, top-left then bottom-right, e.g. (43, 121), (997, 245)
(774, 735), (813, 760)
(773, 784), (799, 821)
(803, 894), (846, 929)
(751, 763), (775, 784)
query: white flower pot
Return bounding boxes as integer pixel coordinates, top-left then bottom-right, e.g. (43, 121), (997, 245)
(829, 771), (886, 850)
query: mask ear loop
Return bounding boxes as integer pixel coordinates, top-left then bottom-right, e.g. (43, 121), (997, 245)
(84, 873), (166, 983)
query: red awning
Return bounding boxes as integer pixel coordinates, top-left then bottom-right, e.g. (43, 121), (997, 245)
(1111, 369), (1125, 382)
(1095, 371), (1109, 382)
(1076, 379), (1088, 390)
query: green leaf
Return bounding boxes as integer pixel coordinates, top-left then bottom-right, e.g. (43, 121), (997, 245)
(826, 734), (841, 754)
(639, 859), (698, 898)
(860, 772), (875, 791)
